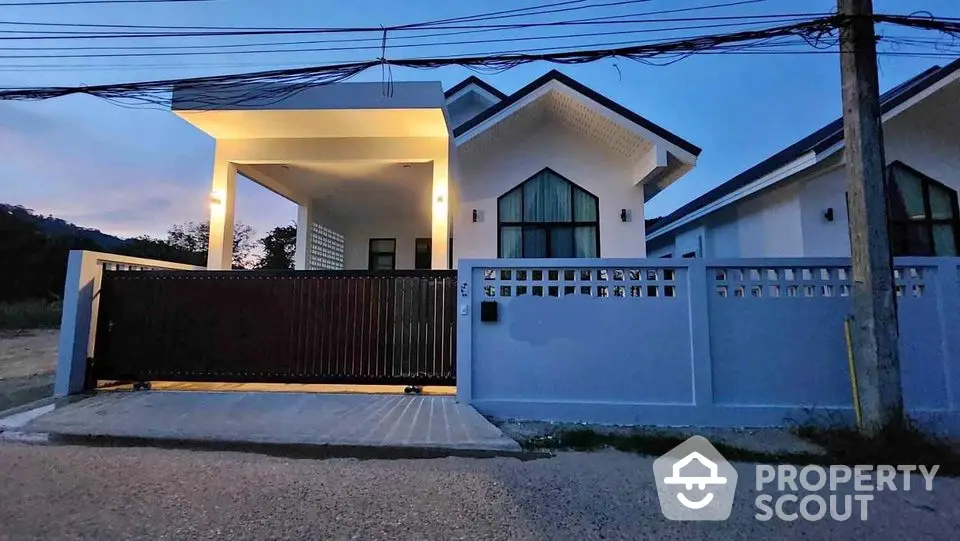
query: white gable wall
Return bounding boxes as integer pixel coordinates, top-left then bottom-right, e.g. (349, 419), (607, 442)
(454, 118), (647, 260)
(650, 79), (960, 258)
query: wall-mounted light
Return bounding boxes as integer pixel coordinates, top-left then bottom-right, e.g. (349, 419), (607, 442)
(436, 194), (445, 204)
(620, 208), (630, 223)
(472, 209), (478, 223)
(824, 207), (834, 222)
(210, 190), (224, 208)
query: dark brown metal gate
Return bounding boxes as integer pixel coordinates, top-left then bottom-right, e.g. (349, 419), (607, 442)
(92, 270), (457, 386)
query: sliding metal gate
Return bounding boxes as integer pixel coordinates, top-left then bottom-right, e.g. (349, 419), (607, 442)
(92, 270), (457, 386)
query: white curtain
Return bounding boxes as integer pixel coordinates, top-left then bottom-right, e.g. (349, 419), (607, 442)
(500, 226), (522, 258)
(499, 189), (522, 222)
(573, 189), (597, 221)
(524, 171), (571, 222)
(574, 226), (597, 257)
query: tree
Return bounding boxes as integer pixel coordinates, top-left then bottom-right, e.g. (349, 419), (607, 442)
(164, 221), (257, 269)
(257, 224), (297, 269)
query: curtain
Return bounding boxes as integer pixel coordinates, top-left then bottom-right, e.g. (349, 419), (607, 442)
(929, 183), (956, 220)
(524, 170), (571, 222)
(500, 226), (522, 258)
(550, 227), (574, 258)
(891, 166), (926, 220)
(933, 225), (957, 256)
(573, 188), (597, 221)
(499, 189), (522, 222)
(574, 226), (597, 257)
(523, 228), (547, 258)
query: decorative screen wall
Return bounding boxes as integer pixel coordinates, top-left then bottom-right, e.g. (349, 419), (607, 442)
(308, 223), (344, 270)
(480, 266), (682, 299)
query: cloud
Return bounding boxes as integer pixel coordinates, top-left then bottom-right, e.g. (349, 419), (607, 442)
(0, 99), (213, 237)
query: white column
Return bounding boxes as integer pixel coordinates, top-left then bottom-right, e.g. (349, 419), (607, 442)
(295, 201), (314, 270)
(431, 155), (450, 269)
(207, 159), (237, 270)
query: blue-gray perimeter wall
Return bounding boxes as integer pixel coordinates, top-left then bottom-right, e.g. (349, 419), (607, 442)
(456, 257), (960, 434)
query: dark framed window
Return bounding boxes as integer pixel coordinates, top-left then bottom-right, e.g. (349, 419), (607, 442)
(887, 162), (960, 256)
(497, 168), (600, 258)
(368, 238), (396, 270)
(682, 251), (697, 259)
(415, 238), (432, 269)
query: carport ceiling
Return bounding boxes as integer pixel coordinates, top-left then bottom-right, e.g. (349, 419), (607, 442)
(245, 161), (433, 222)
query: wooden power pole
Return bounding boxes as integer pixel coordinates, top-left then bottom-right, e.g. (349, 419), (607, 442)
(837, 0), (903, 435)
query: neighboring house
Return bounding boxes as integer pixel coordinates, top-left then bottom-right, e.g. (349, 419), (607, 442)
(172, 70), (699, 270)
(647, 59), (960, 259)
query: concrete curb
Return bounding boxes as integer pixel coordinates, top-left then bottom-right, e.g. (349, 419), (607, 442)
(12, 432), (544, 461)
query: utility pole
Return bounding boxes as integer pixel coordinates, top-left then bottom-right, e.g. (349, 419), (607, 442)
(837, 0), (902, 435)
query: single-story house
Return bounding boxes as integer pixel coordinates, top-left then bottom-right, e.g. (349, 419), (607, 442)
(646, 58), (960, 259)
(172, 70), (700, 270)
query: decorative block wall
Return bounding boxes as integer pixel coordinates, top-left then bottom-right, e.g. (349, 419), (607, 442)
(307, 223), (344, 270)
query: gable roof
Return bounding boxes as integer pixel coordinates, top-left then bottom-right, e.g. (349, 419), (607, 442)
(444, 75), (508, 101)
(452, 69), (702, 157)
(648, 57), (960, 236)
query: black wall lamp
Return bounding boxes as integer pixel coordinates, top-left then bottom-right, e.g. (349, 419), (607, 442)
(824, 207), (834, 222)
(620, 209), (630, 222)
(472, 209), (478, 223)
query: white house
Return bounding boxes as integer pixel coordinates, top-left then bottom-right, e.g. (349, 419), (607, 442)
(646, 59), (960, 259)
(172, 70), (700, 270)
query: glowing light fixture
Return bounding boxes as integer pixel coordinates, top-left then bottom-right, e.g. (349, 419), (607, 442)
(210, 190), (225, 208)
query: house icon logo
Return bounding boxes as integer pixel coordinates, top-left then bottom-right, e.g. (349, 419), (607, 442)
(652, 436), (739, 520)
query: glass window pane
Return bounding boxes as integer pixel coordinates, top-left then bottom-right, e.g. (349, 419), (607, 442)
(499, 226), (521, 258)
(522, 173), (544, 222)
(373, 254), (394, 270)
(897, 222), (933, 256)
(573, 226), (598, 258)
(933, 224), (958, 256)
(891, 166), (927, 220)
(498, 188), (522, 222)
(370, 239), (395, 252)
(573, 188), (597, 221)
(523, 228), (547, 258)
(523, 171), (571, 222)
(929, 184), (956, 220)
(550, 227), (574, 258)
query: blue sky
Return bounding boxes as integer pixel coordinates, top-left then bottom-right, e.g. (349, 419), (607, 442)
(0, 0), (957, 239)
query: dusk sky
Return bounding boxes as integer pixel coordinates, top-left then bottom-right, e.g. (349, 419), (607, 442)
(0, 0), (957, 240)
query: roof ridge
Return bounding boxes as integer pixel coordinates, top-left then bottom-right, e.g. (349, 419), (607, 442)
(648, 58), (960, 236)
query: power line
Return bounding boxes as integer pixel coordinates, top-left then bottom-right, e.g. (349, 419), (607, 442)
(0, 10), (831, 40)
(0, 16), (843, 104)
(0, 0), (773, 52)
(0, 17), (819, 59)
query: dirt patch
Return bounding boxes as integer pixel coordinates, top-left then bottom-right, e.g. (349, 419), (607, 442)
(0, 329), (58, 380)
(0, 330), (58, 411)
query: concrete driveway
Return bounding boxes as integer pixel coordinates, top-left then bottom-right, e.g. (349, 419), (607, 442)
(18, 390), (521, 454)
(0, 444), (957, 540)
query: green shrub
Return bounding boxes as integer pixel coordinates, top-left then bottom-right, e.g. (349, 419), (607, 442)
(0, 299), (62, 330)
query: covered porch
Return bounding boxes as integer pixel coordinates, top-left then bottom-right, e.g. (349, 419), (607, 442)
(173, 81), (455, 270)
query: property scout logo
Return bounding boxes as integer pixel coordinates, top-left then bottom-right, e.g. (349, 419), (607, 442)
(652, 435), (939, 522)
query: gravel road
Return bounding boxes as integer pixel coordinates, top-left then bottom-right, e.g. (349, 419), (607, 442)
(1, 443), (958, 540)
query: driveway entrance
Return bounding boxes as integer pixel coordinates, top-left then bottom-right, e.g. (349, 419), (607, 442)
(91, 270), (457, 388)
(22, 391), (519, 454)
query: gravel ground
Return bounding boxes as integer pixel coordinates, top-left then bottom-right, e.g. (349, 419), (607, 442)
(1, 443), (958, 540)
(0, 330), (57, 412)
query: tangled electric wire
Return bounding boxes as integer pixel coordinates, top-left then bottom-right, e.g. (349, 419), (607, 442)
(0, 13), (954, 109)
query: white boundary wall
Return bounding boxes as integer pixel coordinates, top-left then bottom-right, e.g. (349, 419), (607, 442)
(457, 257), (960, 434)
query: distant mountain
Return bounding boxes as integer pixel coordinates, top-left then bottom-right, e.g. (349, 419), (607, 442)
(0, 203), (126, 248)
